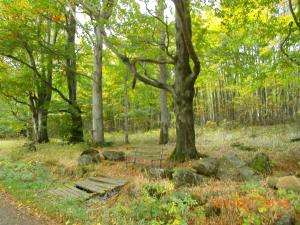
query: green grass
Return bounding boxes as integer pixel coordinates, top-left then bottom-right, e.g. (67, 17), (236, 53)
(0, 159), (91, 224)
(0, 124), (299, 225)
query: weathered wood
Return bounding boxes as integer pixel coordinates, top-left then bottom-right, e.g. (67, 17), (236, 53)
(76, 181), (107, 194)
(49, 175), (127, 201)
(63, 185), (92, 198)
(89, 176), (127, 186)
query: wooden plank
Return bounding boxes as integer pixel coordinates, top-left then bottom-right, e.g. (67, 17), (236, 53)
(63, 185), (91, 198)
(87, 179), (117, 189)
(76, 181), (108, 194)
(56, 188), (79, 198)
(90, 176), (127, 186)
(94, 174), (127, 184)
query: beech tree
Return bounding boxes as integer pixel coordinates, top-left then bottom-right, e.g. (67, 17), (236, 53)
(104, 0), (201, 160)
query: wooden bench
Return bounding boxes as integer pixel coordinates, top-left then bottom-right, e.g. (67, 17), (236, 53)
(125, 145), (167, 168)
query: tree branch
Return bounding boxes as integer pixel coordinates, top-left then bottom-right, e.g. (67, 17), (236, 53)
(280, 21), (300, 66)
(172, 0), (200, 79)
(102, 30), (173, 93)
(288, 0), (300, 31)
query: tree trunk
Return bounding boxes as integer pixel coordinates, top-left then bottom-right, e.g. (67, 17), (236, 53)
(66, 6), (83, 143)
(124, 73), (129, 144)
(92, 18), (105, 145)
(157, 0), (169, 145)
(37, 108), (49, 143)
(170, 0), (199, 161)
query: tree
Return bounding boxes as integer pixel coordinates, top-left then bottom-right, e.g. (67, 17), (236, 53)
(157, 0), (169, 145)
(65, 4), (84, 143)
(104, 0), (201, 161)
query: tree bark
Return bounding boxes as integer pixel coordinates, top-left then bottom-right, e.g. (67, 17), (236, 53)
(157, 0), (169, 145)
(37, 107), (49, 142)
(124, 73), (129, 144)
(66, 6), (84, 143)
(92, 15), (105, 145)
(170, 0), (199, 161)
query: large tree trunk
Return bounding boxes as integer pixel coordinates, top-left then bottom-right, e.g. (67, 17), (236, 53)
(66, 6), (84, 143)
(170, 0), (199, 161)
(157, 0), (169, 145)
(92, 18), (105, 145)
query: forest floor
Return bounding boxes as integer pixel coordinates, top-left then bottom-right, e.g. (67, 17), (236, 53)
(0, 124), (299, 225)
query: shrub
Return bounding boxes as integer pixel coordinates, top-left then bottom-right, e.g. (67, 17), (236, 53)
(102, 182), (205, 225)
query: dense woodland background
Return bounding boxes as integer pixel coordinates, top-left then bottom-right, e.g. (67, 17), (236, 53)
(0, 0), (299, 145)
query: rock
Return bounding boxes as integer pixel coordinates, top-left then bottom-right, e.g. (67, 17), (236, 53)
(172, 167), (206, 187)
(102, 151), (125, 161)
(249, 153), (273, 175)
(216, 152), (256, 181)
(78, 149), (101, 166)
(148, 168), (166, 179)
(192, 158), (218, 176)
(274, 214), (295, 225)
(22, 142), (37, 151)
(267, 176), (279, 189)
(276, 176), (300, 193)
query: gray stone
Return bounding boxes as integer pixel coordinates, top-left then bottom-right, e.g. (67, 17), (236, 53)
(148, 168), (166, 179)
(78, 149), (101, 166)
(274, 214), (295, 225)
(267, 176), (279, 189)
(192, 157), (218, 176)
(249, 153), (273, 175)
(216, 152), (256, 181)
(172, 167), (206, 187)
(102, 151), (125, 161)
(276, 176), (300, 193)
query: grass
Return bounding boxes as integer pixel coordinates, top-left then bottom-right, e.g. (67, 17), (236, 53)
(0, 124), (299, 224)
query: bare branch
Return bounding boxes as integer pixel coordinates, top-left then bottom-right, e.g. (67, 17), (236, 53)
(288, 0), (300, 31)
(102, 30), (173, 93)
(280, 21), (300, 66)
(23, 43), (73, 105)
(132, 57), (174, 65)
(145, 1), (174, 59)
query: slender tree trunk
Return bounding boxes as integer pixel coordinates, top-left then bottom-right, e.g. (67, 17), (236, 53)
(170, 1), (199, 161)
(37, 107), (49, 142)
(124, 73), (129, 144)
(92, 17), (105, 145)
(157, 0), (169, 145)
(66, 6), (83, 143)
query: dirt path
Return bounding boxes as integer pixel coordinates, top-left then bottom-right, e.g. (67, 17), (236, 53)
(0, 191), (49, 225)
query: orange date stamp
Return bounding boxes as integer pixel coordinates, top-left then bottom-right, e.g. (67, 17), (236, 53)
(210, 197), (289, 210)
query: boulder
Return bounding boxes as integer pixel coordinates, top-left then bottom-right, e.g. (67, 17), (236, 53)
(274, 214), (295, 225)
(102, 150), (125, 161)
(192, 158), (218, 176)
(216, 152), (256, 181)
(148, 168), (166, 179)
(78, 149), (101, 166)
(249, 153), (273, 175)
(172, 167), (206, 187)
(267, 176), (279, 189)
(276, 176), (300, 193)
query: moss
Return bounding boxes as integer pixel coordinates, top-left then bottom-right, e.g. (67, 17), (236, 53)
(249, 153), (273, 175)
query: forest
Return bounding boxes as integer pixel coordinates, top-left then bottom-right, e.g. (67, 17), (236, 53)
(0, 0), (299, 225)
